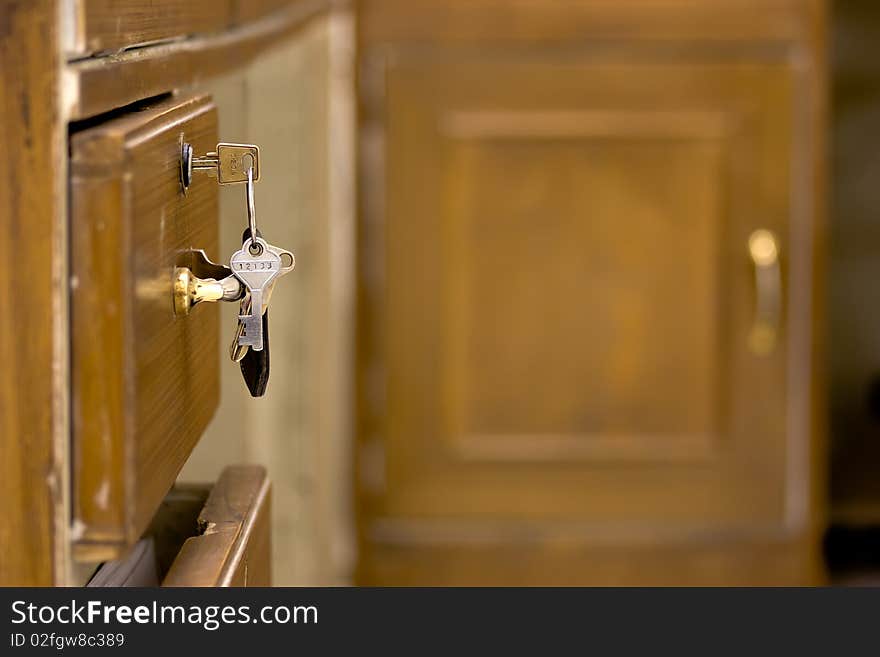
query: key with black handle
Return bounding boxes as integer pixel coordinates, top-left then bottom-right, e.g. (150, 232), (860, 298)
(232, 227), (294, 397)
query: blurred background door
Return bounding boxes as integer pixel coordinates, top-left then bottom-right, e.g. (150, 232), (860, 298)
(355, 0), (826, 585)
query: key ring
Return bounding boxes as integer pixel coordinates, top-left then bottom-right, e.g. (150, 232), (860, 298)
(245, 165), (261, 255)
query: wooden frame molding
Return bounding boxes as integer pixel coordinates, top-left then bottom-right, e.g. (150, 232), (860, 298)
(0, 0), (66, 586)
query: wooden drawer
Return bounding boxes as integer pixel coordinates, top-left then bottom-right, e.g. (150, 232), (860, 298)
(163, 466), (272, 587)
(87, 466), (272, 587)
(71, 94), (220, 560)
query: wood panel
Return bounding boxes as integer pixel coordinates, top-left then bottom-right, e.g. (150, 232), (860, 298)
(70, 0), (234, 56)
(358, 49), (820, 583)
(0, 0), (63, 586)
(71, 94), (220, 560)
(164, 466), (272, 586)
(444, 111), (726, 464)
(359, 0), (816, 45)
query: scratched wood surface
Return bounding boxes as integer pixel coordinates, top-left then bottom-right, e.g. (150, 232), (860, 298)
(70, 94), (220, 561)
(0, 0), (64, 586)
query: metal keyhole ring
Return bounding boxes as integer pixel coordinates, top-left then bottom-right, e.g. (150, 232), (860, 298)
(180, 142), (194, 192)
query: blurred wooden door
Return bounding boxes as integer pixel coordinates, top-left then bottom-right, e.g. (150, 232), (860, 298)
(356, 1), (826, 585)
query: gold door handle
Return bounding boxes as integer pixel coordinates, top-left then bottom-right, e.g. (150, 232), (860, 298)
(748, 229), (781, 355)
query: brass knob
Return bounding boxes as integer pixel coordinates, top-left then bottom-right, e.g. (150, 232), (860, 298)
(173, 267), (242, 316)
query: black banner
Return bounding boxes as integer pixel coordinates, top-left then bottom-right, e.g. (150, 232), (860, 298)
(0, 588), (875, 654)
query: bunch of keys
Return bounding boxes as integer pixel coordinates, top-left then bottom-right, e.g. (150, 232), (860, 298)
(229, 165), (295, 395)
(178, 142), (295, 397)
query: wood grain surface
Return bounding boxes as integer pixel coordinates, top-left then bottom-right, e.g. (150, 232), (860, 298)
(0, 0), (64, 586)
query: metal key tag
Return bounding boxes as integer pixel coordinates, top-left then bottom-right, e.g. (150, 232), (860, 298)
(230, 236), (281, 352)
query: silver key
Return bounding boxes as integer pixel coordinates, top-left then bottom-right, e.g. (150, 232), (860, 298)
(228, 163), (296, 355)
(229, 243), (295, 360)
(230, 236), (282, 351)
(230, 295), (253, 362)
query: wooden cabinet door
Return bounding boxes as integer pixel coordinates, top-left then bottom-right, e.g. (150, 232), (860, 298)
(358, 53), (818, 584)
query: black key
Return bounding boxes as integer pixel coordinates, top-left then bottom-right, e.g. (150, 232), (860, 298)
(240, 309), (270, 397)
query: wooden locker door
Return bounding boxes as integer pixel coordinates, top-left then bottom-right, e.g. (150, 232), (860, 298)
(358, 53), (817, 584)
